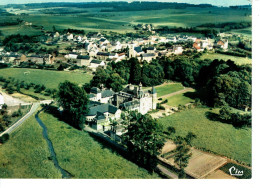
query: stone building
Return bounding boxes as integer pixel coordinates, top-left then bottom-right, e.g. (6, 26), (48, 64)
(113, 83), (157, 115)
(86, 83), (157, 130)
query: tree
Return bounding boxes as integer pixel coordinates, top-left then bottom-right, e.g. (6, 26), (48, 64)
(172, 132), (196, 178)
(107, 73), (125, 92)
(122, 111), (165, 172)
(0, 133), (9, 144)
(129, 58), (142, 85)
(141, 61), (164, 86)
(57, 81), (89, 129)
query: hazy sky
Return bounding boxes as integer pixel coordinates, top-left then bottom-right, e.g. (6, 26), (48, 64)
(0, 0), (251, 6)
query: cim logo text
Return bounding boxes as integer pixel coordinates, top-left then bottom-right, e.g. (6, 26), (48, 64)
(229, 166), (244, 176)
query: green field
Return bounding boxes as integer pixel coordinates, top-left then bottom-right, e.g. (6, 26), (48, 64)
(0, 6), (251, 36)
(200, 53), (252, 65)
(0, 68), (92, 89)
(156, 83), (184, 97)
(39, 112), (160, 179)
(158, 107), (251, 165)
(164, 89), (196, 107)
(0, 113), (62, 178)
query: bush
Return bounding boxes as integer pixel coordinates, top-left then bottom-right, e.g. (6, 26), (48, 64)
(0, 133), (9, 144)
(57, 64), (64, 71)
(178, 169), (186, 179)
(156, 103), (165, 110)
(167, 126), (176, 134)
(12, 111), (19, 117)
(161, 99), (168, 104)
(219, 106), (251, 128)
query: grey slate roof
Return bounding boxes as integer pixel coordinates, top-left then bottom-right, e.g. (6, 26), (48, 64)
(90, 87), (100, 94)
(120, 100), (140, 109)
(97, 52), (110, 56)
(91, 59), (103, 64)
(88, 103), (118, 116)
(77, 55), (90, 60)
(134, 47), (143, 53)
(101, 90), (114, 98)
(88, 93), (95, 98)
(147, 47), (155, 50)
(143, 53), (155, 57)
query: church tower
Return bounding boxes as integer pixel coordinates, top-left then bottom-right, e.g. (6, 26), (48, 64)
(151, 86), (157, 110)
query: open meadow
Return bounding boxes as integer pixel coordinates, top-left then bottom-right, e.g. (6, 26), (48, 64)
(164, 89), (196, 107)
(0, 113), (62, 178)
(39, 112), (160, 179)
(0, 68), (92, 89)
(158, 107), (251, 166)
(200, 53), (252, 65)
(155, 83), (184, 97)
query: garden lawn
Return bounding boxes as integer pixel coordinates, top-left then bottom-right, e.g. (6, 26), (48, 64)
(0, 68), (92, 89)
(0, 113), (62, 178)
(39, 112), (160, 179)
(165, 89), (195, 107)
(158, 107), (251, 165)
(156, 83), (184, 97)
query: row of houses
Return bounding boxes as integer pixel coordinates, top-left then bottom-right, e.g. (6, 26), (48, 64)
(0, 53), (55, 65)
(193, 38), (228, 52)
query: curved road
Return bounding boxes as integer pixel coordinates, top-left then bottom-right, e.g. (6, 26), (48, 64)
(0, 103), (40, 137)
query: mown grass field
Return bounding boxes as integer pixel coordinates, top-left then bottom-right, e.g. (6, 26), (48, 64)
(0, 113), (62, 178)
(164, 89), (196, 107)
(0, 68), (92, 89)
(156, 83), (184, 97)
(39, 112), (160, 179)
(200, 53), (252, 65)
(158, 107), (251, 165)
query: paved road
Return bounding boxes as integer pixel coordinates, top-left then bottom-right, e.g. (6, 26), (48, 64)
(159, 87), (194, 99)
(0, 103), (40, 137)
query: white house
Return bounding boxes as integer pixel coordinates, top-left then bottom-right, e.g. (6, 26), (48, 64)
(66, 33), (74, 40)
(89, 60), (105, 71)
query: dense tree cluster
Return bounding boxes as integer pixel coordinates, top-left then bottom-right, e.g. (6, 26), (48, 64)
(57, 81), (89, 129)
(198, 59), (251, 109)
(90, 57), (251, 111)
(198, 22), (251, 32)
(122, 111), (165, 172)
(2, 34), (59, 54)
(90, 58), (164, 91)
(219, 106), (251, 128)
(155, 26), (218, 38)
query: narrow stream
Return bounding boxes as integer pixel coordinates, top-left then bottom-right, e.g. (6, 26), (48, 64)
(35, 110), (72, 179)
